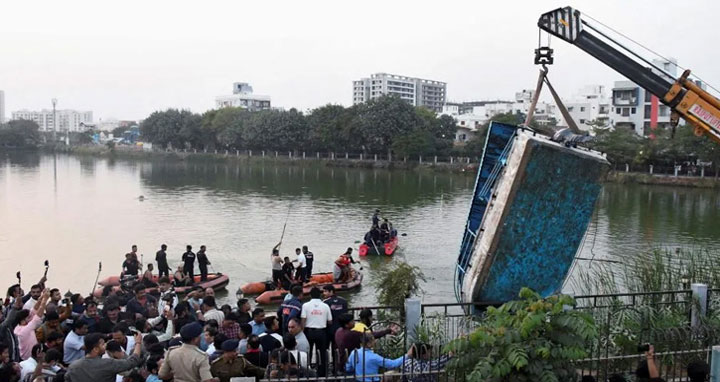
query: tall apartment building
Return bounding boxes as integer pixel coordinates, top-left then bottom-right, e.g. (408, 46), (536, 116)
(352, 73), (446, 112)
(215, 82), (271, 111)
(11, 109), (93, 132)
(610, 58), (679, 136)
(0, 90), (5, 123)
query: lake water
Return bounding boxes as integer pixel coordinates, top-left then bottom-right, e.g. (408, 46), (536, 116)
(2, 151), (720, 306)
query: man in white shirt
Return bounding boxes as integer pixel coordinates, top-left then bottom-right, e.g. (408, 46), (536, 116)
(300, 287), (332, 377)
(22, 284), (43, 311)
(19, 344), (44, 382)
(63, 320), (89, 364)
(199, 296), (224, 324)
(294, 248), (307, 282)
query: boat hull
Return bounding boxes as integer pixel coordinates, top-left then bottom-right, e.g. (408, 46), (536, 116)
(93, 273), (229, 298)
(459, 125), (609, 305)
(240, 272), (335, 295)
(254, 271), (363, 305)
(359, 236), (398, 256)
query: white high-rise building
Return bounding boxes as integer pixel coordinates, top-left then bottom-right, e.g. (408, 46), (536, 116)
(353, 73), (446, 112)
(215, 82), (271, 111)
(0, 91), (5, 123)
(11, 109), (93, 132)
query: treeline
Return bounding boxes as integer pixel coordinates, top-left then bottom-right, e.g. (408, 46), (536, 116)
(0, 120), (42, 148)
(140, 95), (459, 157)
(591, 124), (720, 169)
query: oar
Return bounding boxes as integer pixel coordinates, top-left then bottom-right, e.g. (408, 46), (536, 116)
(91, 262), (102, 296)
(370, 238), (382, 256)
(279, 204), (292, 245)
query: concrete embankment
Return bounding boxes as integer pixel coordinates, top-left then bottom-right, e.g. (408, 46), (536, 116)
(47, 145), (479, 174)
(605, 171), (720, 188)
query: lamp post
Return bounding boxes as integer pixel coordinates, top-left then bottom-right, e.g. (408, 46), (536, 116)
(51, 98), (57, 142)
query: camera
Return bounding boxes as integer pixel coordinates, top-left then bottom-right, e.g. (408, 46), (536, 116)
(637, 343), (650, 353)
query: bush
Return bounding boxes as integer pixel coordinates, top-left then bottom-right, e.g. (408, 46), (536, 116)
(446, 288), (597, 382)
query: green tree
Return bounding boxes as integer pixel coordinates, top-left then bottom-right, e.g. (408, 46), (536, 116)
(307, 104), (352, 152)
(391, 129), (435, 158)
(0, 120), (42, 148)
(202, 107), (249, 149)
(352, 95), (419, 154)
(591, 127), (643, 165)
(242, 108), (309, 151)
(446, 288), (597, 382)
(140, 109), (202, 149)
(371, 262), (426, 307)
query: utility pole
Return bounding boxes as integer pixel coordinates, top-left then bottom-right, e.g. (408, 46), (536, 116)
(51, 98), (57, 142)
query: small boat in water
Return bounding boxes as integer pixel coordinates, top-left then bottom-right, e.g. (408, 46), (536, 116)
(93, 273), (229, 298)
(240, 272), (335, 295)
(359, 236), (398, 256)
(254, 270), (363, 305)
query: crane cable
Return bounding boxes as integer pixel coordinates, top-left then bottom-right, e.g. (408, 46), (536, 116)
(582, 11), (720, 96)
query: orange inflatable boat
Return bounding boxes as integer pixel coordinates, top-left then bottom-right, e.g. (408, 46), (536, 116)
(240, 272), (335, 295)
(254, 271), (363, 305)
(93, 273), (229, 298)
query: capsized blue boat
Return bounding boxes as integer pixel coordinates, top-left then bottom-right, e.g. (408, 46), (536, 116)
(456, 123), (609, 305)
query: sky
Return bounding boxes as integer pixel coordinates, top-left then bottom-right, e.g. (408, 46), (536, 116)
(1, 0), (719, 122)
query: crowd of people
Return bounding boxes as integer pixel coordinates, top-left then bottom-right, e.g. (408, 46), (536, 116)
(0, 243), (449, 382)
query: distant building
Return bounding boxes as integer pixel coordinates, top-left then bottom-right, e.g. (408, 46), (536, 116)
(215, 82), (271, 111)
(11, 109), (93, 132)
(610, 58), (680, 136)
(560, 85), (611, 132)
(352, 73), (446, 112)
(0, 90), (5, 123)
(442, 91), (558, 144)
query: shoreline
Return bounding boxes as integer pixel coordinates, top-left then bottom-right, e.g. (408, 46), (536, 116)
(9, 146), (720, 188)
(41, 144), (481, 174)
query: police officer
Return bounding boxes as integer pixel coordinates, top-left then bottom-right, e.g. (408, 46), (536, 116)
(159, 322), (218, 382)
(197, 245), (211, 281)
(210, 339), (265, 382)
(182, 245), (196, 282)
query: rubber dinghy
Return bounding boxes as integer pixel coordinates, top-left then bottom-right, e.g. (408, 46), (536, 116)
(359, 236), (398, 256)
(93, 273), (229, 298)
(254, 270), (363, 305)
(240, 272), (335, 295)
(455, 122), (609, 306)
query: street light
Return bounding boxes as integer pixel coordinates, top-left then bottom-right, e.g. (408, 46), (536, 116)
(51, 98), (57, 142)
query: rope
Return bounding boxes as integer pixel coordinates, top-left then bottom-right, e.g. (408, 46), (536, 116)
(582, 11), (720, 96)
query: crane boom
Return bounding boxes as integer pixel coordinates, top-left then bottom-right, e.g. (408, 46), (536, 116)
(538, 6), (720, 143)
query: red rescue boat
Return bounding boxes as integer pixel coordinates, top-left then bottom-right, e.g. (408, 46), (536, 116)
(240, 272), (335, 295)
(359, 236), (398, 256)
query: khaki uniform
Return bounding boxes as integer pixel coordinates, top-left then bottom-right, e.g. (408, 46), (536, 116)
(210, 355), (265, 382)
(159, 344), (214, 382)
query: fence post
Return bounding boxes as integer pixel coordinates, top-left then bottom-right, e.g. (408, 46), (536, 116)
(194, 149), (197, 154)
(450, 156), (454, 164)
(345, 152), (349, 159)
(674, 165), (679, 177)
(331, 152), (335, 160)
(702, 167), (706, 178)
(225, 150), (228, 156)
(711, 346), (720, 382)
(303, 152), (306, 159)
(405, 298), (421, 343)
(649, 165), (653, 174)
(374, 154), (377, 162)
(360, 153), (363, 161)
(691, 283), (708, 329)
(262, 150), (265, 157)
(288, 151), (292, 158)
(249, 150), (252, 157)
(235, 150), (239, 157)
(419, 156), (423, 164)
(434, 156), (437, 164)
(275, 151), (278, 158)
(625, 163), (629, 172)
(388, 152), (392, 162)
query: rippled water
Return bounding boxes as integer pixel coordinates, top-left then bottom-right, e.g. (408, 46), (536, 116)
(2, 151), (719, 306)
